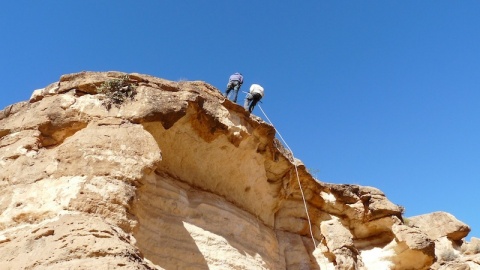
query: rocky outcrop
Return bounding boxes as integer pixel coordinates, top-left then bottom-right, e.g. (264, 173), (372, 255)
(0, 71), (478, 269)
(406, 212), (479, 270)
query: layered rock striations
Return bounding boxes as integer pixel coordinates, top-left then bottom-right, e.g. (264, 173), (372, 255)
(0, 71), (478, 269)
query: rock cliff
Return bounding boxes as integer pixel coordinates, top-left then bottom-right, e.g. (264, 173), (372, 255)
(0, 71), (478, 269)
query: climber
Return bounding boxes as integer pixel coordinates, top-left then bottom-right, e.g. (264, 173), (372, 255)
(244, 83), (264, 113)
(224, 72), (244, 103)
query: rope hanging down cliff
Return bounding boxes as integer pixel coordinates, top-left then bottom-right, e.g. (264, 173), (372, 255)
(257, 104), (317, 247)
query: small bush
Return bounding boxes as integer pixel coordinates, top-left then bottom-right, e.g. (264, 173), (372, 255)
(439, 250), (458, 262)
(96, 75), (137, 109)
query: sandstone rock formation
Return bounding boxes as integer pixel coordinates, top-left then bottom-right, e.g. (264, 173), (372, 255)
(0, 71), (478, 269)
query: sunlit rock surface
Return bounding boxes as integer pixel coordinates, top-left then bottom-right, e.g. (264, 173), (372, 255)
(0, 71), (478, 269)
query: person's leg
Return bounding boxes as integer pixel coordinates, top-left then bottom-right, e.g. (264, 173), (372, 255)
(249, 100), (256, 112)
(244, 93), (252, 111)
(232, 82), (240, 102)
(224, 82), (233, 98)
(249, 94), (261, 112)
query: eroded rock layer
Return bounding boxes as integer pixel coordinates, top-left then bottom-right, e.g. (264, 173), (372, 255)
(0, 71), (478, 269)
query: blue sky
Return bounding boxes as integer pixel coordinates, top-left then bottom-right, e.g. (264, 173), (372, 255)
(1, 1), (479, 240)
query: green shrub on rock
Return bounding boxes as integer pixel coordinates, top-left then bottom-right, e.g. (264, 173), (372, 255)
(96, 75), (137, 109)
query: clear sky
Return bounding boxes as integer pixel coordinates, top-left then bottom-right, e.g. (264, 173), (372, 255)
(1, 1), (479, 240)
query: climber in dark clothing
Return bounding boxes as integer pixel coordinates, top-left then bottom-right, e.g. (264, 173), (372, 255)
(224, 72), (244, 103)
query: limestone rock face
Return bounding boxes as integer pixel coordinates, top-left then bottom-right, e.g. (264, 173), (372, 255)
(407, 212), (480, 270)
(390, 224), (435, 269)
(408, 212), (471, 241)
(0, 71), (477, 269)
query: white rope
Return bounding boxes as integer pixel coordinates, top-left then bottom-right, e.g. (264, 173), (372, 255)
(257, 104), (317, 247)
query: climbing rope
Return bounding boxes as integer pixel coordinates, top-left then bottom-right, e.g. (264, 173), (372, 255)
(257, 104), (317, 247)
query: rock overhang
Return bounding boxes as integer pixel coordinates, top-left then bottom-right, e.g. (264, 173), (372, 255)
(2, 71), (475, 269)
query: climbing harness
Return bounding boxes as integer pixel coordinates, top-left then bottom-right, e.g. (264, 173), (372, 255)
(257, 104), (317, 247)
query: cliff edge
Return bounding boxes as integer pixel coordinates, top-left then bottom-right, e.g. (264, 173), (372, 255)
(0, 71), (478, 269)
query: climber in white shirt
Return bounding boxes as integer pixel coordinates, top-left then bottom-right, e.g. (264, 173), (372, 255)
(244, 84), (264, 113)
